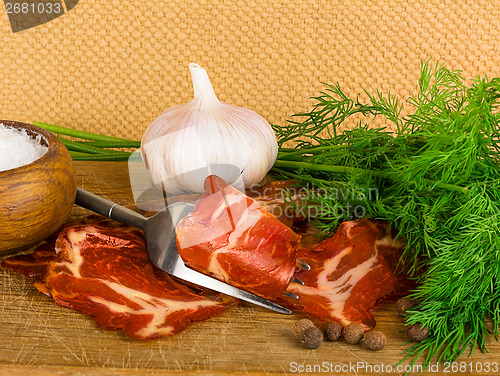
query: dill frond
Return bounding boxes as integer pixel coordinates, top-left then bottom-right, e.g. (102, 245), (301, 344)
(271, 61), (500, 367)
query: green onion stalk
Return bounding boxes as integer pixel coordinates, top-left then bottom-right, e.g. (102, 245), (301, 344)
(34, 121), (140, 160)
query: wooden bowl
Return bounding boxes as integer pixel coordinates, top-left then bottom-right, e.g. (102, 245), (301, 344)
(0, 121), (77, 255)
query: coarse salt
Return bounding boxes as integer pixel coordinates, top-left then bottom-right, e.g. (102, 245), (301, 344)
(0, 123), (48, 172)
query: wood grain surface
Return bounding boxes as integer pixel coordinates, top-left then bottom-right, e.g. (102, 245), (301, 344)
(0, 161), (498, 376)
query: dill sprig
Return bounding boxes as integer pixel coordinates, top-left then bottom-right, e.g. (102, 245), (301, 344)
(271, 61), (500, 366)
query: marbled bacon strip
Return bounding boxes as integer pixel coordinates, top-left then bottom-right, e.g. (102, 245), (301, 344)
(284, 219), (406, 330)
(2, 218), (236, 340)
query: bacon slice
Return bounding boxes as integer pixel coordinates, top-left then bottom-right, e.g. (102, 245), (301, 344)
(176, 175), (301, 300)
(284, 219), (406, 330)
(2, 219), (236, 339)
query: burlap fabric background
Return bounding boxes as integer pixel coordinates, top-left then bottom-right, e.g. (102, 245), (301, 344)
(1, 1), (500, 141)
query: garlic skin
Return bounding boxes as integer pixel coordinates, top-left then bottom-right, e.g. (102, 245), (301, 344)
(141, 63), (278, 195)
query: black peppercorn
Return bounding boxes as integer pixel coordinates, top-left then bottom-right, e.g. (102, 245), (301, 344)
(343, 323), (364, 344)
(407, 323), (429, 342)
(363, 330), (386, 351)
(292, 318), (315, 340)
(324, 321), (343, 342)
(301, 326), (324, 349)
(396, 297), (415, 315)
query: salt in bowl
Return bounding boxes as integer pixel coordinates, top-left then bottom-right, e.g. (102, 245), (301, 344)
(0, 120), (77, 254)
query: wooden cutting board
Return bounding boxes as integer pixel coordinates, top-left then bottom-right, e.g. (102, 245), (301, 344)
(0, 161), (498, 376)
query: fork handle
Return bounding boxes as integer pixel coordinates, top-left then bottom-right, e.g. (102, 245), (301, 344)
(75, 188), (147, 230)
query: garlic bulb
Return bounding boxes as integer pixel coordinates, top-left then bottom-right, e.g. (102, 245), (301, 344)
(141, 63), (278, 195)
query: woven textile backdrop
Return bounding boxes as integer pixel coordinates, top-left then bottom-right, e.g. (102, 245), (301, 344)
(1, 0), (500, 140)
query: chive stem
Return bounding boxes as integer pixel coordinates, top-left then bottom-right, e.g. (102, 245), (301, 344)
(274, 159), (381, 176)
(270, 167), (302, 181)
(277, 144), (345, 158)
(34, 121), (138, 143)
(61, 139), (130, 155)
(70, 152), (132, 161)
(77, 140), (141, 148)
(68, 151), (92, 157)
(271, 166), (339, 187)
(273, 159), (469, 194)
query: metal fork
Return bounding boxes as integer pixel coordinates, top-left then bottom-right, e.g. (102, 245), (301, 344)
(75, 188), (308, 314)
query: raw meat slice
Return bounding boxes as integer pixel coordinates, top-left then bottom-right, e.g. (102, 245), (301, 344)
(176, 175), (301, 300)
(284, 219), (406, 330)
(1, 215), (143, 280)
(2, 219), (236, 339)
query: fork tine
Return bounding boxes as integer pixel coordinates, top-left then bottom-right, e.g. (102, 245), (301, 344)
(283, 291), (299, 299)
(292, 277), (305, 285)
(297, 258), (311, 271)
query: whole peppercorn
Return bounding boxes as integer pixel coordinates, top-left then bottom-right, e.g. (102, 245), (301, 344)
(407, 323), (429, 342)
(292, 318), (315, 340)
(396, 297), (415, 316)
(363, 330), (386, 351)
(324, 321), (343, 342)
(343, 323), (365, 344)
(301, 326), (324, 349)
